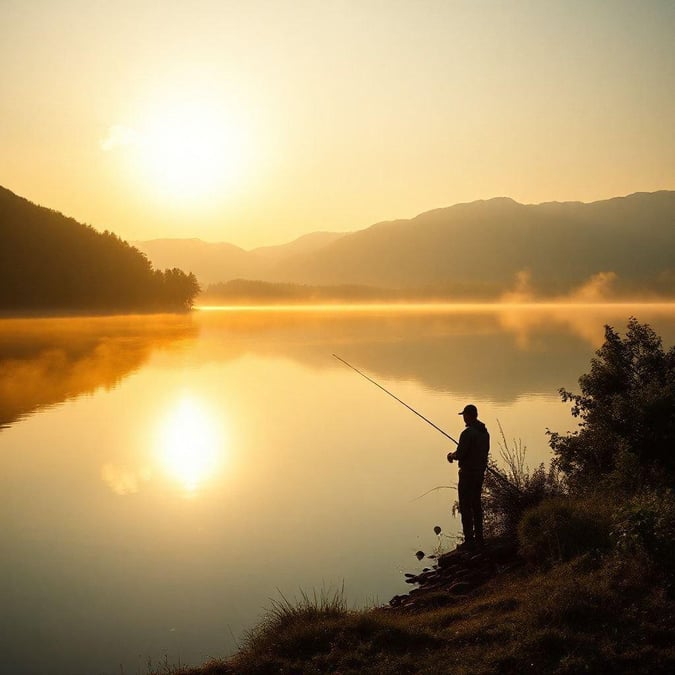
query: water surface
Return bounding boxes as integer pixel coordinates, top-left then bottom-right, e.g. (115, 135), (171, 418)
(2, 304), (674, 674)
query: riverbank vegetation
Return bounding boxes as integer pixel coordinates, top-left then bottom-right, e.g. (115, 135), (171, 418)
(0, 186), (200, 313)
(157, 318), (674, 674)
(200, 279), (401, 304)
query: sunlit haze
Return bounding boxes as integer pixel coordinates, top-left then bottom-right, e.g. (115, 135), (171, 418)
(100, 94), (252, 204)
(1, 1), (673, 248)
(156, 394), (226, 494)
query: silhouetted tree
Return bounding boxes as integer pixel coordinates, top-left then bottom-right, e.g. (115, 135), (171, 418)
(548, 318), (675, 490)
(153, 268), (201, 310)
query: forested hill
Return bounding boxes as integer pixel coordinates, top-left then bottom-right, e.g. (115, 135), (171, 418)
(0, 186), (200, 313)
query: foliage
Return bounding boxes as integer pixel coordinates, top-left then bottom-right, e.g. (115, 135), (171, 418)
(481, 422), (566, 541)
(548, 318), (675, 490)
(203, 279), (399, 304)
(612, 487), (675, 587)
(518, 496), (612, 566)
(0, 186), (200, 312)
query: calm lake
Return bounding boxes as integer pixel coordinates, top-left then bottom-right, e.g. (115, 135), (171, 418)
(2, 304), (674, 674)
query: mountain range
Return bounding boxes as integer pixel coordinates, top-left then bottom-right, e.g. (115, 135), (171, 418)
(133, 231), (347, 286)
(135, 191), (675, 299)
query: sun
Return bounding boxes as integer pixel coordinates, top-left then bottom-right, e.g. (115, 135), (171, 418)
(140, 103), (248, 200)
(104, 98), (250, 203)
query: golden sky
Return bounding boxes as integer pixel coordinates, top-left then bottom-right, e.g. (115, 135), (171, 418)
(1, 1), (673, 249)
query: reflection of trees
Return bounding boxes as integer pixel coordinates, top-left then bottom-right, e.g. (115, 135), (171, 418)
(0, 315), (198, 429)
(3, 308), (672, 428)
(195, 306), (675, 403)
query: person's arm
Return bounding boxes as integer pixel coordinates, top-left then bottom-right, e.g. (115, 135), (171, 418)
(457, 428), (472, 460)
(448, 429), (471, 463)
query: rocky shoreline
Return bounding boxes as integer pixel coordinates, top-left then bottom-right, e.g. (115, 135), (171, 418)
(389, 538), (522, 611)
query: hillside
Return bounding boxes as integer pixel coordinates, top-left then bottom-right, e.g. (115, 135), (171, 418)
(131, 238), (255, 286)
(272, 192), (675, 297)
(0, 186), (200, 313)
(164, 552), (674, 674)
(137, 192), (675, 300)
(134, 231), (347, 285)
(251, 230), (347, 261)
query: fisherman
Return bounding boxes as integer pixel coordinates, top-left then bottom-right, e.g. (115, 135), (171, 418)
(447, 404), (490, 550)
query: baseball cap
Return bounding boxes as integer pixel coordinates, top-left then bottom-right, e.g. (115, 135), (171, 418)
(458, 404), (478, 416)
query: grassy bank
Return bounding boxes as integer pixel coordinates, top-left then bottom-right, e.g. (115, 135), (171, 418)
(156, 546), (673, 674)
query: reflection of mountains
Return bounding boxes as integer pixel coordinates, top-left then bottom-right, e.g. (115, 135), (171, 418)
(197, 306), (675, 403)
(0, 315), (198, 429)
(4, 309), (672, 421)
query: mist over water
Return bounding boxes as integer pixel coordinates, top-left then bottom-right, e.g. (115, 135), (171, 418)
(1, 304), (674, 674)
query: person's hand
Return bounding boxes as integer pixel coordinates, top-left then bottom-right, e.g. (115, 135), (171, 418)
(447, 451), (455, 463)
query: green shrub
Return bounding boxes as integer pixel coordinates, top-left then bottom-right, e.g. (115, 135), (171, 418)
(612, 488), (675, 586)
(518, 497), (612, 565)
(548, 318), (675, 491)
(481, 423), (566, 541)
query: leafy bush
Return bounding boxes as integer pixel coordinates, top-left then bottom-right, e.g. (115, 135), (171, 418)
(518, 497), (612, 565)
(481, 423), (566, 541)
(612, 488), (675, 586)
(548, 318), (675, 491)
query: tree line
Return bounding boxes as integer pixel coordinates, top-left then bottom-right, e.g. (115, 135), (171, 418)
(0, 187), (200, 312)
(202, 279), (404, 303)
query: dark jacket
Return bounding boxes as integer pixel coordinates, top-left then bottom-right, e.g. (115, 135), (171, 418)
(455, 420), (490, 471)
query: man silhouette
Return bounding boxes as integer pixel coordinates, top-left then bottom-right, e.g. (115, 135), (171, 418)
(447, 404), (490, 550)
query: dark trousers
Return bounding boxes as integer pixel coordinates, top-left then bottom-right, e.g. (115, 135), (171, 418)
(458, 469), (485, 543)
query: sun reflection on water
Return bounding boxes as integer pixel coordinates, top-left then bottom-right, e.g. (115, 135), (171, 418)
(157, 395), (226, 495)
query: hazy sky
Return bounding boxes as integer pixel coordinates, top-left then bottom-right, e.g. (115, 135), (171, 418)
(1, 0), (673, 248)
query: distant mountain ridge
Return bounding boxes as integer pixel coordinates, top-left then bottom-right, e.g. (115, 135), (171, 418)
(136, 191), (675, 299)
(131, 238), (253, 286)
(251, 231), (348, 260)
(133, 231), (347, 285)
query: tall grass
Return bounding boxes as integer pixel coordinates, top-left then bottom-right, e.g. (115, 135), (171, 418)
(482, 421), (566, 541)
(263, 584), (349, 625)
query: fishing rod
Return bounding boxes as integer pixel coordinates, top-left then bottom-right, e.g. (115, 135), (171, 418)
(332, 354), (517, 490)
(332, 353), (459, 444)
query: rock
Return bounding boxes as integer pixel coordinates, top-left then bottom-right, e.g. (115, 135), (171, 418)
(437, 553), (461, 569)
(448, 581), (473, 595)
